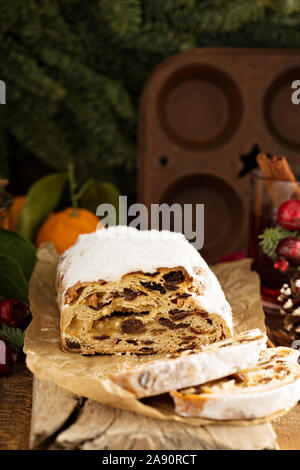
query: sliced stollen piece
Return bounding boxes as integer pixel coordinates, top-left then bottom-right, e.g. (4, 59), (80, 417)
(110, 329), (267, 398)
(56, 226), (232, 355)
(171, 347), (300, 420)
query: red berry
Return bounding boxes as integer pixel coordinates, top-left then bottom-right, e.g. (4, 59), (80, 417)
(0, 337), (17, 376)
(278, 200), (300, 231)
(276, 237), (300, 266)
(0, 299), (29, 329)
(274, 256), (290, 273)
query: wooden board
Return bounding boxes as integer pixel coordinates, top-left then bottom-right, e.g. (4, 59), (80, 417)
(272, 406), (300, 450)
(0, 358), (32, 450)
(29, 377), (279, 450)
(0, 360), (299, 450)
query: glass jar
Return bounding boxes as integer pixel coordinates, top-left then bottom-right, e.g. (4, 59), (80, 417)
(248, 169), (300, 303)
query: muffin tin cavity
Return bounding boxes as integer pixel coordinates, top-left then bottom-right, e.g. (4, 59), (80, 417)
(139, 49), (300, 262)
(158, 65), (242, 150)
(265, 67), (300, 150)
(161, 173), (244, 261)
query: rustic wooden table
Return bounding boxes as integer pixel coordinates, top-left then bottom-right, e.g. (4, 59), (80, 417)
(0, 357), (299, 450)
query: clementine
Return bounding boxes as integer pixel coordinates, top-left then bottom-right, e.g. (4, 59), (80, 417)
(35, 207), (102, 254)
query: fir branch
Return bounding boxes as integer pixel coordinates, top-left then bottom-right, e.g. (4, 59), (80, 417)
(258, 226), (300, 260)
(0, 324), (25, 352)
(101, 0), (142, 38)
(2, 0), (300, 195)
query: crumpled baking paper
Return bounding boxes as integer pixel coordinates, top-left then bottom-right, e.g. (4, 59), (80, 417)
(25, 243), (283, 426)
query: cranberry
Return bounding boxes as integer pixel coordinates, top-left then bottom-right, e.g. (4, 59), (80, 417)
(278, 200), (300, 231)
(0, 337), (17, 376)
(0, 299), (29, 329)
(274, 256), (290, 273)
(276, 237), (300, 266)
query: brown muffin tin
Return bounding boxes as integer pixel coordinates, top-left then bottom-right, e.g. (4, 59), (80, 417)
(138, 48), (300, 263)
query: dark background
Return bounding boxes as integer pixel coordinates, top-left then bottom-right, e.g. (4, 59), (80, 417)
(2, 0), (300, 197)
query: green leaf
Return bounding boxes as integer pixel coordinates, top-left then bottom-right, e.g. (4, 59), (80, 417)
(79, 180), (120, 223)
(0, 228), (36, 280)
(0, 254), (28, 302)
(0, 324), (25, 352)
(17, 172), (67, 241)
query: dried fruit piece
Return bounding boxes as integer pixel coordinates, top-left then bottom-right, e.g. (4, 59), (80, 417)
(177, 293), (191, 299)
(158, 317), (189, 330)
(138, 347), (154, 354)
(90, 301), (112, 311)
(93, 335), (110, 340)
(180, 335), (196, 341)
(158, 317), (173, 328)
(195, 310), (208, 318)
(193, 385), (204, 394)
(111, 291), (122, 299)
(126, 339), (138, 345)
(121, 318), (145, 334)
(227, 373), (246, 384)
(190, 327), (205, 335)
(172, 312), (189, 320)
(123, 288), (139, 300)
(65, 338), (81, 349)
(163, 270), (185, 283)
(140, 281), (166, 294)
(164, 284), (178, 291)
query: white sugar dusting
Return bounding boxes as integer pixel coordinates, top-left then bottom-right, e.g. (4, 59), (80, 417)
(57, 226), (232, 330)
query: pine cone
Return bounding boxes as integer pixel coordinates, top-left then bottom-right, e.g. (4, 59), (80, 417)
(278, 270), (300, 350)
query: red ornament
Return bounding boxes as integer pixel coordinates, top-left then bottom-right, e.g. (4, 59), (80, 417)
(0, 337), (17, 376)
(0, 299), (29, 329)
(278, 200), (300, 231)
(276, 237), (300, 266)
(274, 256), (290, 273)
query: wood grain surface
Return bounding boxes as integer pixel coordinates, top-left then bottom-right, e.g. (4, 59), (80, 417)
(272, 405), (300, 450)
(0, 358), (299, 450)
(29, 378), (278, 450)
(0, 357), (32, 450)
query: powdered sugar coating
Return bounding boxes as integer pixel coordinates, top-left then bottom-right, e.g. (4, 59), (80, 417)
(57, 226), (232, 331)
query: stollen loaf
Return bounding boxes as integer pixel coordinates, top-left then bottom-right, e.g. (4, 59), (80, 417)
(56, 226), (232, 354)
(110, 329), (267, 397)
(171, 347), (300, 420)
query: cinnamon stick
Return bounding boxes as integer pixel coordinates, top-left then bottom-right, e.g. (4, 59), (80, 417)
(256, 153), (300, 207)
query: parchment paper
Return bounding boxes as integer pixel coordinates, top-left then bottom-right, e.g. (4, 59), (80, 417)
(25, 243), (279, 427)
